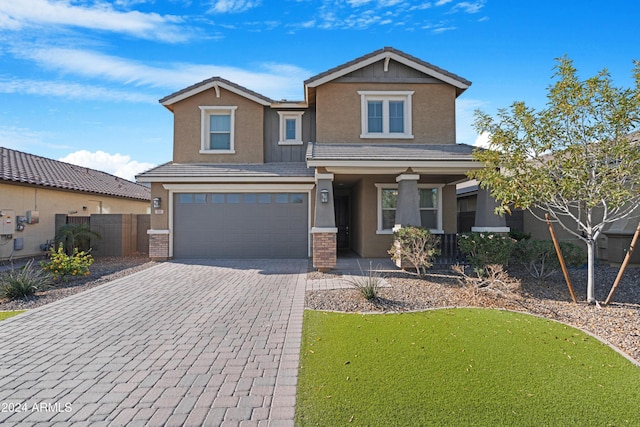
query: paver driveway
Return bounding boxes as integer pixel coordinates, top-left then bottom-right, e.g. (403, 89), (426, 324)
(0, 259), (307, 426)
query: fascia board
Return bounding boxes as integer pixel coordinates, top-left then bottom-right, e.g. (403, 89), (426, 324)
(163, 183), (315, 192)
(305, 55), (383, 88)
(161, 81), (271, 107)
(307, 159), (483, 169)
(305, 52), (470, 90)
(138, 176), (315, 183)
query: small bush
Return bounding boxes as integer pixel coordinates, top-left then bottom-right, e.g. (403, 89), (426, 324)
(512, 239), (586, 278)
(40, 244), (94, 282)
(347, 261), (382, 301)
(458, 232), (516, 276)
(0, 260), (51, 299)
(388, 226), (440, 277)
(508, 229), (531, 241)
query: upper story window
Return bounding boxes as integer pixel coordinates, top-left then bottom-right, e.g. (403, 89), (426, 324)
(277, 111), (304, 145)
(358, 91), (414, 139)
(199, 106), (237, 154)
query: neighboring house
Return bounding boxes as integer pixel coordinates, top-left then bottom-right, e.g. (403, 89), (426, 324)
(0, 147), (151, 260)
(137, 47), (500, 269)
(456, 130), (640, 265)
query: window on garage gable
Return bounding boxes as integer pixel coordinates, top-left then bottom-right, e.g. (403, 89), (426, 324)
(358, 91), (414, 139)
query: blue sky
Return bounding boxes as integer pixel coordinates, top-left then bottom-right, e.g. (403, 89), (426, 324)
(1, 0), (638, 181)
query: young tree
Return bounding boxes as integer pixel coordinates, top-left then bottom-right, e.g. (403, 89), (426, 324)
(471, 57), (640, 304)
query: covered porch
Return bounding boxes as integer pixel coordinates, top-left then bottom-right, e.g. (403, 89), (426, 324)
(306, 142), (507, 270)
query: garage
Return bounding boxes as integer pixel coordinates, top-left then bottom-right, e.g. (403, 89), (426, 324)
(173, 192), (309, 258)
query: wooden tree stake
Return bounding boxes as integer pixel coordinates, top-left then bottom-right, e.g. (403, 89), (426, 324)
(604, 221), (640, 305)
(545, 214), (577, 303)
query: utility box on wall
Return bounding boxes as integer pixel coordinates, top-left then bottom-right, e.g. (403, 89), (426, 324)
(26, 210), (40, 224)
(0, 209), (15, 235)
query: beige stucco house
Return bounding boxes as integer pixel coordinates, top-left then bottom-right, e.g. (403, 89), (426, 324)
(0, 147), (151, 260)
(137, 47), (501, 269)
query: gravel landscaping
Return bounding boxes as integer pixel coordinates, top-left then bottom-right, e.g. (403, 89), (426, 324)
(306, 264), (640, 364)
(0, 255), (156, 311)
(2, 256), (638, 364)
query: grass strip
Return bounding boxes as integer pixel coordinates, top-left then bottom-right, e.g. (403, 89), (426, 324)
(0, 310), (26, 321)
(296, 308), (640, 426)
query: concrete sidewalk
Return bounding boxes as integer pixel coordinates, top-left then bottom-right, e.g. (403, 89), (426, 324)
(0, 259), (307, 426)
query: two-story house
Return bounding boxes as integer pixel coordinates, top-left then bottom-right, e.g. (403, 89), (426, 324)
(137, 47), (501, 270)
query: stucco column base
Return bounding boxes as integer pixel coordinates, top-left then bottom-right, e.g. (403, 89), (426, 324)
(148, 230), (170, 261)
(312, 227), (337, 272)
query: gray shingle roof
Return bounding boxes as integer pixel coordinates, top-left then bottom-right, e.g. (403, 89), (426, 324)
(304, 46), (472, 90)
(1, 147), (151, 201)
(136, 162), (314, 180)
(159, 76), (274, 107)
(306, 142), (477, 161)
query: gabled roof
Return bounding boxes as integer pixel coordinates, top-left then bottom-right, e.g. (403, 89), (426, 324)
(304, 47), (472, 96)
(159, 76), (274, 110)
(136, 162), (314, 183)
(0, 147), (151, 201)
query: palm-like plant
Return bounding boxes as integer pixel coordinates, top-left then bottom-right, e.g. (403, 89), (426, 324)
(55, 223), (101, 254)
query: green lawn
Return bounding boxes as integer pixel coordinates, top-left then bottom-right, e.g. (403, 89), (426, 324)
(0, 310), (25, 321)
(296, 308), (640, 426)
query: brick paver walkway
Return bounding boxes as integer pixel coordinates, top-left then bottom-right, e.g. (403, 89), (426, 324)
(0, 259), (306, 426)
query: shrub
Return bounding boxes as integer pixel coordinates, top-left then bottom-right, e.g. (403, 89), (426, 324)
(0, 259), (51, 299)
(508, 229), (531, 241)
(346, 261), (382, 301)
(458, 232), (516, 276)
(388, 226), (440, 277)
(512, 239), (586, 278)
(55, 223), (101, 254)
(40, 244), (94, 282)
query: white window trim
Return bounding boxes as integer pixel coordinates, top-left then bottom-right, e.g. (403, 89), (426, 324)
(374, 183), (443, 234)
(199, 106), (237, 154)
(277, 111), (304, 145)
(358, 91), (414, 139)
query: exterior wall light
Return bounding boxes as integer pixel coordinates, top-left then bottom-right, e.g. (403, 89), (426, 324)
(320, 189), (329, 203)
(153, 197), (162, 208)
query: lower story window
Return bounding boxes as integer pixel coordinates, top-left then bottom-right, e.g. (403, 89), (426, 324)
(376, 184), (442, 233)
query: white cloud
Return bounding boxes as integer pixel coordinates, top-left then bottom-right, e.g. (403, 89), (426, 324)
(0, 126), (53, 150)
(432, 26), (456, 33)
(0, 77), (157, 103)
(0, 0), (186, 43)
(451, 1), (485, 14)
(17, 47), (310, 100)
(209, 0), (262, 13)
(474, 132), (491, 148)
(58, 150), (155, 181)
(435, 0), (452, 5)
(347, 0), (374, 5)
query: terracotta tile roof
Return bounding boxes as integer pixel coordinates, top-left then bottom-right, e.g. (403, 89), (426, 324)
(306, 142), (477, 161)
(136, 162), (314, 181)
(0, 147), (151, 201)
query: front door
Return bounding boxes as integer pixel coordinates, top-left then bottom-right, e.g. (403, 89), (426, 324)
(335, 195), (350, 250)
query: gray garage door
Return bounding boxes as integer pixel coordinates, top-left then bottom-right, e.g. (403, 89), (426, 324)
(173, 192), (308, 258)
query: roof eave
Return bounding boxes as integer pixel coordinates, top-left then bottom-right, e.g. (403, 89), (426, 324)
(304, 48), (471, 93)
(160, 78), (273, 108)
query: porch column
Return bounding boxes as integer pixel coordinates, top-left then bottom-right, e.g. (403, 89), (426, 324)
(311, 171), (337, 271)
(394, 173), (421, 230)
(472, 187), (510, 232)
